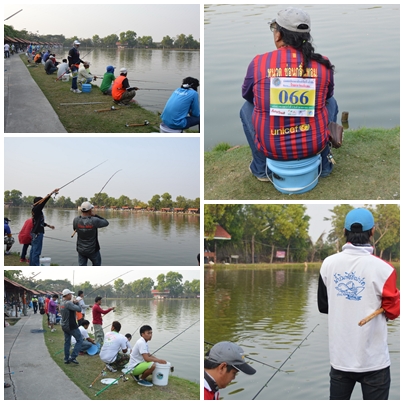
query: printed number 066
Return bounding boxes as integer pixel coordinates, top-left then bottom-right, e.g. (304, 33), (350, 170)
(279, 90), (309, 105)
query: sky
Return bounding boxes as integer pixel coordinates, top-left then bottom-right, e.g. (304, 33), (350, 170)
(15, 268), (200, 286)
(4, 137), (200, 202)
(4, 4), (200, 41)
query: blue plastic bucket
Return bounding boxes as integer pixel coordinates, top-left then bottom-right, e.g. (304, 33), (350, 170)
(266, 155), (321, 194)
(82, 83), (91, 93)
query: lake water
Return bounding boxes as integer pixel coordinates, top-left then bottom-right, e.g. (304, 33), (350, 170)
(204, 267), (400, 400)
(6, 207), (200, 266)
(204, 4), (400, 150)
(85, 297), (200, 383)
(72, 48), (200, 114)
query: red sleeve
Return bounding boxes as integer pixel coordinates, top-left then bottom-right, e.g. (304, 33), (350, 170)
(99, 307), (113, 315)
(382, 269), (400, 320)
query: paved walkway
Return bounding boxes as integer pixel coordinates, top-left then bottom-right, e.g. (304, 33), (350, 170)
(4, 54), (67, 133)
(4, 310), (89, 400)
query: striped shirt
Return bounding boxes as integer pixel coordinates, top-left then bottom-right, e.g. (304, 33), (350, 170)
(242, 46), (334, 160)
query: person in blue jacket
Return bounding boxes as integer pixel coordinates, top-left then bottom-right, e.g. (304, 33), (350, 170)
(161, 77), (200, 132)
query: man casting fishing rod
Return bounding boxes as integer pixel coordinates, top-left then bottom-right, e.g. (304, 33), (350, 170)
(73, 202), (109, 266)
(68, 40), (85, 94)
(318, 208), (400, 400)
(30, 188), (59, 266)
(204, 341), (256, 400)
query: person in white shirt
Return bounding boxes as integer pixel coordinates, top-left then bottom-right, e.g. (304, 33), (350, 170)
(76, 290), (93, 326)
(127, 325), (167, 387)
(71, 320), (96, 353)
(99, 321), (129, 372)
(57, 58), (70, 80)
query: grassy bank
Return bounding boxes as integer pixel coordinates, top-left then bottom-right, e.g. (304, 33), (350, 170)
(43, 316), (199, 400)
(21, 55), (196, 133)
(4, 252), (59, 266)
(205, 127), (400, 200)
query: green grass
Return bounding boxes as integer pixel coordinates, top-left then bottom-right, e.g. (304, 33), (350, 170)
(22, 55), (196, 134)
(204, 127), (400, 200)
(42, 316), (199, 400)
(4, 252), (59, 266)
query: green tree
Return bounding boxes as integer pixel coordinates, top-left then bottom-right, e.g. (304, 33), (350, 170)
(125, 30), (137, 47)
(326, 204), (355, 251)
(174, 34), (187, 49)
(75, 197), (88, 206)
(4, 189), (23, 206)
(156, 274), (166, 291)
(114, 278), (125, 294)
(92, 34), (101, 47)
(161, 192), (173, 208)
(148, 194), (161, 210)
(161, 35), (174, 48)
(165, 271), (183, 297)
(138, 36), (153, 48)
(117, 195), (132, 207)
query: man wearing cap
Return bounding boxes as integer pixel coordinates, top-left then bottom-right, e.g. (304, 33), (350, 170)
(241, 7), (338, 182)
(112, 68), (138, 105)
(73, 201), (109, 266)
(44, 55), (58, 75)
(204, 341), (256, 399)
(100, 65), (116, 95)
(78, 61), (97, 85)
(68, 40), (84, 94)
(4, 217), (14, 256)
(318, 208), (400, 400)
(60, 289), (83, 365)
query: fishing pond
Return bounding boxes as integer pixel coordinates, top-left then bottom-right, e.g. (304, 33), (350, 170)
(204, 4), (399, 150)
(204, 266), (400, 400)
(6, 207), (199, 266)
(75, 48), (200, 114)
(86, 297), (200, 383)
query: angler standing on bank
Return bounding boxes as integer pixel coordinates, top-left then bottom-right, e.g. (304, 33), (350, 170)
(318, 208), (400, 400)
(73, 201), (109, 266)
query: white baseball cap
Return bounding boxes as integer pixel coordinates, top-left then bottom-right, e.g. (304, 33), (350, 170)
(81, 201), (94, 212)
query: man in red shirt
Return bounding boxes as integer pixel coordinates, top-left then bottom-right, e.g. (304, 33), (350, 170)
(44, 295), (51, 327)
(92, 296), (115, 347)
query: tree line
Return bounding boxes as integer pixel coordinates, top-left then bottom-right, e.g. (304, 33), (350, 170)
(5, 270), (200, 298)
(4, 25), (200, 50)
(4, 189), (200, 210)
(205, 204), (400, 263)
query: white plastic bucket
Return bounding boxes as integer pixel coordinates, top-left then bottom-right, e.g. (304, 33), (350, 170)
(152, 362), (171, 386)
(62, 74), (70, 82)
(40, 257), (51, 266)
(159, 123), (183, 133)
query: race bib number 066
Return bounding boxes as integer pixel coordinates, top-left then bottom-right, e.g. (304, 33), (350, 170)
(270, 77), (316, 117)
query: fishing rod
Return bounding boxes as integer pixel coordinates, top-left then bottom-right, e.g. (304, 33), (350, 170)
(34, 160), (107, 206)
(85, 270), (133, 298)
(204, 341), (288, 373)
(125, 120), (158, 128)
(72, 169), (122, 238)
(252, 324), (319, 400)
(4, 9), (23, 21)
(102, 309), (133, 330)
(44, 236), (74, 244)
(94, 106), (120, 112)
(152, 319), (200, 355)
(358, 307), (384, 326)
(81, 49), (94, 60)
(60, 102), (109, 106)
(138, 88), (173, 91)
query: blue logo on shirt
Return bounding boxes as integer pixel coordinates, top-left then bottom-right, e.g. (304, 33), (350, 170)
(333, 271), (365, 301)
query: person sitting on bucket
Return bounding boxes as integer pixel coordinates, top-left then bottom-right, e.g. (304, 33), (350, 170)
(241, 7), (339, 182)
(161, 77), (200, 132)
(78, 61), (97, 85)
(4, 217), (14, 256)
(127, 325), (167, 387)
(111, 67), (138, 105)
(100, 321), (129, 372)
(71, 319), (97, 354)
(204, 341), (256, 400)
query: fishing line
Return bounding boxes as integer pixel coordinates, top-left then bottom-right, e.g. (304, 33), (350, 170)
(152, 319), (200, 355)
(204, 341), (287, 373)
(252, 324), (319, 400)
(44, 236), (74, 244)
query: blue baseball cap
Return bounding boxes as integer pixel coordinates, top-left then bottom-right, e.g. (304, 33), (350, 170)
(345, 208), (374, 231)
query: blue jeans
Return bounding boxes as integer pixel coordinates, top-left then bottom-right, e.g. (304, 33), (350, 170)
(80, 339), (93, 352)
(71, 65), (78, 90)
(78, 250), (102, 266)
(21, 244), (30, 260)
(330, 366), (390, 400)
(29, 233), (43, 266)
(63, 327), (83, 361)
(184, 116), (200, 130)
(240, 96), (339, 178)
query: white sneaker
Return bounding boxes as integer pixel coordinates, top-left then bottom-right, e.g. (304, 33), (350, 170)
(74, 89), (82, 94)
(106, 364), (117, 373)
(51, 329), (55, 332)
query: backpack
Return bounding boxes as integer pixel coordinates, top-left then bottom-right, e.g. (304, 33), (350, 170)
(18, 218), (33, 244)
(40, 308), (45, 315)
